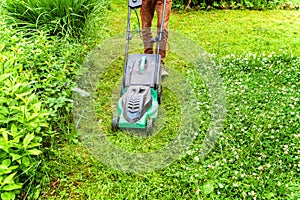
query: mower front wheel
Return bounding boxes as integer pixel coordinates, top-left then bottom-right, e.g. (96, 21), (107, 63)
(112, 116), (119, 131)
(158, 85), (162, 105)
(146, 118), (154, 135)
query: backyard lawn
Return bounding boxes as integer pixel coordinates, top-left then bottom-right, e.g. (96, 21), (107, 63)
(0, 0), (299, 199)
(40, 2), (300, 199)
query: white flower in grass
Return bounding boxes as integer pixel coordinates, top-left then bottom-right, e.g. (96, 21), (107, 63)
(233, 183), (238, 187)
(258, 157), (262, 161)
(277, 181), (281, 186)
(248, 191), (256, 196)
(208, 164), (214, 169)
(218, 183), (224, 188)
(194, 156), (199, 163)
(268, 124), (272, 128)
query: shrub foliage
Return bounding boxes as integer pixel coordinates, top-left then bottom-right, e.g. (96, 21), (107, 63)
(172, 0), (299, 9)
(0, 18), (87, 199)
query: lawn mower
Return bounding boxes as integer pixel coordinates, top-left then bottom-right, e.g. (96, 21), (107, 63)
(111, 0), (167, 134)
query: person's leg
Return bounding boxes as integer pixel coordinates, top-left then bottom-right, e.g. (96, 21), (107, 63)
(140, 0), (156, 54)
(155, 0), (172, 64)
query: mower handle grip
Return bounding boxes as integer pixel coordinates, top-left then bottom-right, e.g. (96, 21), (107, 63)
(129, 0), (142, 8)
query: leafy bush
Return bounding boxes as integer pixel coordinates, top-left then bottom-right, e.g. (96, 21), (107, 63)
(0, 74), (47, 200)
(0, 15), (88, 198)
(0, 24), (48, 200)
(3, 0), (109, 37)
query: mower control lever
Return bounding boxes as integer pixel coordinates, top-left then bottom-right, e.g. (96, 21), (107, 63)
(149, 36), (160, 43)
(129, 0), (142, 8)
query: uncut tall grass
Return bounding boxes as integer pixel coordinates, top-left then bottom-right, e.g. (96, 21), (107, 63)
(3, 0), (107, 37)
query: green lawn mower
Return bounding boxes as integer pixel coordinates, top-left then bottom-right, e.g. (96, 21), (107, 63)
(112, 0), (167, 134)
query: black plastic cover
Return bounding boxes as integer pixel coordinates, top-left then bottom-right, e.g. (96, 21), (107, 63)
(122, 86), (152, 123)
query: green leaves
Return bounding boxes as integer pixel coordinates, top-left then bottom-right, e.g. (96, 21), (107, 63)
(23, 133), (35, 148)
(1, 192), (16, 200)
(26, 149), (42, 156)
(3, 172), (16, 185)
(0, 129), (42, 197)
(1, 160), (11, 168)
(0, 73), (13, 82)
(2, 183), (22, 192)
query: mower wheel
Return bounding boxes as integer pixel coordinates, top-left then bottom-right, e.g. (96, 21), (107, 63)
(112, 116), (119, 131)
(146, 118), (154, 135)
(158, 85), (162, 105)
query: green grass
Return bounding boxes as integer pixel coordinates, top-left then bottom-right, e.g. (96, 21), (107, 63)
(107, 2), (300, 57)
(38, 1), (299, 199)
(41, 59), (300, 198)
(174, 10), (300, 56)
(1, 0), (300, 199)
